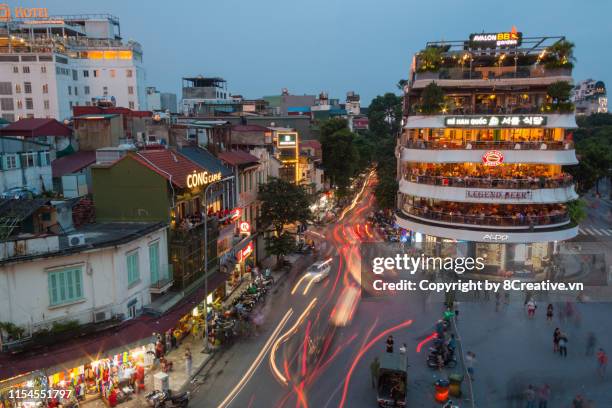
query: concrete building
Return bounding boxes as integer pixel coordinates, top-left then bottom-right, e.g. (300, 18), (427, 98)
(263, 89), (316, 116)
(572, 79), (608, 115)
(0, 14), (146, 122)
(397, 32), (579, 274)
(0, 217), (168, 335)
(146, 86), (177, 113)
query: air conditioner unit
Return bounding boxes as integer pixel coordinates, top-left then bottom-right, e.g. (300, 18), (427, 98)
(68, 234), (85, 247)
(94, 311), (109, 323)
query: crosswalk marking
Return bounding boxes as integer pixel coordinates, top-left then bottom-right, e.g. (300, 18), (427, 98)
(600, 229), (612, 236)
(578, 226), (612, 237)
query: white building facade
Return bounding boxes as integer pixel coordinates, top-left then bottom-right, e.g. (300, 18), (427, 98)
(0, 223), (168, 335)
(0, 15), (146, 122)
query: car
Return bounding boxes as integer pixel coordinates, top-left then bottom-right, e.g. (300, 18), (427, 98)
(305, 259), (332, 282)
(0, 186), (39, 199)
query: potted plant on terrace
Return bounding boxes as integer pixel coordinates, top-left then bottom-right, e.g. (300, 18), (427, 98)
(416, 46), (444, 73)
(419, 82), (445, 114)
(545, 81), (574, 113)
(543, 39), (576, 71)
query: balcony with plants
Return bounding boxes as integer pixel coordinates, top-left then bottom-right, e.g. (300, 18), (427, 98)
(412, 39), (575, 82)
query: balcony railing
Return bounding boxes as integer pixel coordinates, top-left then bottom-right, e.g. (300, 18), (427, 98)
(405, 140), (573, 151)
(150, 264), (174, 293)
(403, 204), (569, 228)
(414, 66), (571, 82)
(404, 174), (574, 189)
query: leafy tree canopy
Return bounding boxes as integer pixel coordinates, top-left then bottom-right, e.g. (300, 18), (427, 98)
(258, 177), (312, 234)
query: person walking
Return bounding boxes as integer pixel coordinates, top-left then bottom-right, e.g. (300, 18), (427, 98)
(558, 332), (568, 357)
(386, 335), (394, 353)
(538, 384), (551, 408)
(553, 328), (561, 353)
(546, 304), (554, 321)
(526, 299), (537, 319)
(586, 332), (596, 356)
(185, 347), (193, 377)
(370, 357), (380, 389)
(596, 348), (608, 379)
(465, 351), (476, 381)
(525, 384), (536, 408)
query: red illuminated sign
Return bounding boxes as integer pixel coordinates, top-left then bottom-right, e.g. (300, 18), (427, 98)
(482, 150), (504, 166)
(230, 208), (242, 220)
(238, 242), (253, 262)
(239, 221), (251, 235)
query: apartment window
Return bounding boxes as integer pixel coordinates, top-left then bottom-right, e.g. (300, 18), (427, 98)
(69, 101), (73, 108)
(43, 100), (50, 110)
(48, 266), (83, 306)
(68, 86), (72, 95)
(42, 84), (48, 94)
(15, 84), (21, 94)
(128, 86), (134, 95)
(4, 154), (17, 169)
(16, 100), (23, 109)
(25, 98), (33, 110)
(83, 70), (89, 78)
(12, 66), (18, 73)
(40, 151), (50, 166)
(0, 98), (14, 110)
(2, 113), (15, 122)
(72, 69), (78, 81)
(149, 241), (160, 283)
(74, 86), (78, 96)
(103, 86), (108, 96)
(126, 69), (133, 78)
(21, 152), (36, 167)
(22, 66), (30, 74)
(24, 82), (32, 94)
(110, 69), (116, 78)
(0, 82), (12, 95)
(84, 86), (90, 95)
(93, 70), (99, 77)
(127, 251), (140, 286)
(129, 101), (135, 109)
(41, 65), (47, 74)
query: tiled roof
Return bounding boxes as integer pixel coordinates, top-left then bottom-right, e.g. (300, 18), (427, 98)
(0, 118), (72, 137)
(51, 151), (97, 178)
(300, 139), (321, 149)
(179, 146), (233, 178)
(217, 150), (260, 166)
(129, 148), (206, 189)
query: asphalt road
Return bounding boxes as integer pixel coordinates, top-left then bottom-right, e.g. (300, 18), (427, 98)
(191, 173), (461, 408)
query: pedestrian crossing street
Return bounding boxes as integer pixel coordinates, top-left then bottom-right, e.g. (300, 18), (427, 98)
(578, 225), (612, 236)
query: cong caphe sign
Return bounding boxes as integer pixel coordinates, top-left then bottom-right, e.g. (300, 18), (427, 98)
(444, 115), (547, 128)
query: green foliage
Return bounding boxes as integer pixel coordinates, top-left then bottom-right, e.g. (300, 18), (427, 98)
(51, 320), (80, 334)
(374, 162), (398, 210)
(420, 82), (445, 114)
(368, 93), (403, 137)
(544, 81), (574, 113)
(567, 199), (587, 225)
(543, 40), (576, 69)
(416, 46), (443, 72)
(258, 178), (312, 234)
(320, 119), (360, 196)
(0, 321), (26, 339)
(265, 232), (296, 262)
(567, 120), (612, 193)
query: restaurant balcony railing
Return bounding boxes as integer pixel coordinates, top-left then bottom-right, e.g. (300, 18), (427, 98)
(414, 66), (571, 82)
(403, 174), (574, 189)
(403, 204), (569, 228)
(405, 140), (573, 151)
(408, 105), (547, 116)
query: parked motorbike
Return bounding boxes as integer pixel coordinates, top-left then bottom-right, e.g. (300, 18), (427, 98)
(146, 390), (190, 407)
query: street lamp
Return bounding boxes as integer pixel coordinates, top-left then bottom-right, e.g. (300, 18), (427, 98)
(203, 175), (235, 353)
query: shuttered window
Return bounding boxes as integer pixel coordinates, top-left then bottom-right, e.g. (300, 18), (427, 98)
(48, 267), (83, 306)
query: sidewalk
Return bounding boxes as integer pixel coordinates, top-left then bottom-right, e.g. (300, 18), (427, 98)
(85, 335), (211, 407)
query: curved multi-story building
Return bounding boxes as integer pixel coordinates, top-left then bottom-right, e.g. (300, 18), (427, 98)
(396, 31), (579, 273)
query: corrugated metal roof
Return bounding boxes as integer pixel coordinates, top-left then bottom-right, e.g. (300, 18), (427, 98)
(179, 146), (233, 178)
(51, 151), (97, 178)
(218, 150), (260, 166)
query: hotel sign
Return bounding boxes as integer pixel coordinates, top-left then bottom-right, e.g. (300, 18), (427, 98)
(0, 4), (49, 21)
(466, 190), (532, 200)
(186, 170), (222, 189)
(469, 30), (522, 47)
(444, 115), (547, 128)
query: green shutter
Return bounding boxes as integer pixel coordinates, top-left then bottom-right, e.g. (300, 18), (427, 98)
(58, 271), (66, 302)
(66, 269), (74, 299)
(48, 273), (57, 305)
(149, 243), (159, 283)
(75, 269), (82, 298)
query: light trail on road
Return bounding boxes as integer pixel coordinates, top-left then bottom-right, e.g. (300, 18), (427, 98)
(218, 309), (294, 408)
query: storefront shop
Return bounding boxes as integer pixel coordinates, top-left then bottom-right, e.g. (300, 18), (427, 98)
(1, 372), (48, 408)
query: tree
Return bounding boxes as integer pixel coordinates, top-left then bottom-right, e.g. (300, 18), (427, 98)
(258, 177), (312, 235)
(320, 119), (360, 196)
(567, 199), (587, 225)
(374, 163), (398, 210)
(368, 93), (403, 137)
(420, 82), (445, 114)
(265, 232), (296, 265)
(416, 46), (443, 72)
(544, 40), (576, 69)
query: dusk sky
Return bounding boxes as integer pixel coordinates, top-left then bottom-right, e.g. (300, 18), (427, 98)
(12, 0), (612, 104)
